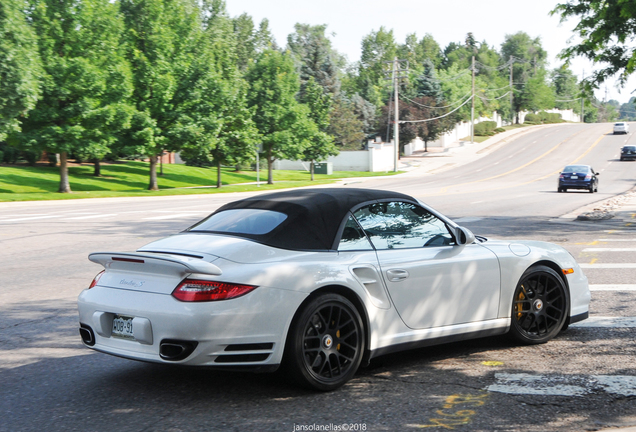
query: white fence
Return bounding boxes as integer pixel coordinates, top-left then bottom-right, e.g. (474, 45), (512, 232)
(275, 108), (581, 172)
(273, 141), (395, 172)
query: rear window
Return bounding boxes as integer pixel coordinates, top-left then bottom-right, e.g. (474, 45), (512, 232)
(615, 123), (626, 126)
(188, 209), (287, 235)
(623, 146), (636, 151)
(562, 165), (589, 173)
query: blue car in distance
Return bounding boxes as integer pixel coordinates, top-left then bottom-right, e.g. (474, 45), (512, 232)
(558, 165), (599, 193)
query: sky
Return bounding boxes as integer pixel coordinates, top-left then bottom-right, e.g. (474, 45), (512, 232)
(225, 0), (636, 105)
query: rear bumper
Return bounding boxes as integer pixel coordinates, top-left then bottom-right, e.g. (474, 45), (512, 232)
(77, 285), (306, 367)
(559, 181), (593, 190)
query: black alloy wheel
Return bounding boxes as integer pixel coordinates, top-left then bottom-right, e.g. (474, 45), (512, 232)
(285, 293), (365, 391)
(509, 265), (569, 344)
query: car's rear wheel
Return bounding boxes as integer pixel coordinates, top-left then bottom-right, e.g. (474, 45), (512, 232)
(285, 293), (365, 391)
(509, 266), (568, 345)
(588, 184), (594, 193)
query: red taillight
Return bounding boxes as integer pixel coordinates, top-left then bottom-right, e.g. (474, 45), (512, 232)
(585, 174), (592, 180)
(89, 270), (105, 289)
(172, 279), (258, 302)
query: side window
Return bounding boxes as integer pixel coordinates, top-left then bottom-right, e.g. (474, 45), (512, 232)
(352, 202), (454, 250)
(338, 215), (374, 251)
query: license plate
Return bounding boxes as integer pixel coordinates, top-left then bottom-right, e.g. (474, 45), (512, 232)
(571, 175), (578, 179)
(112, 315), (134, 339)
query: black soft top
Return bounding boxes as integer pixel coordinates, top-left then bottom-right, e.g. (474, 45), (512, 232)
(195, 188), (417, 251)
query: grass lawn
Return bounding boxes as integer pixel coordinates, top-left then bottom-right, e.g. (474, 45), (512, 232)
(0, 161), (400, 202)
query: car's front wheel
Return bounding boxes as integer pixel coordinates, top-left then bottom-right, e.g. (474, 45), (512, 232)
(285, 293), (365, 391)
(509, 265), (569, 345)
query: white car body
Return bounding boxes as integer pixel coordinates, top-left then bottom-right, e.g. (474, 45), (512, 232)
(77, 188), (590, 389)
(614, 122), (629, 134)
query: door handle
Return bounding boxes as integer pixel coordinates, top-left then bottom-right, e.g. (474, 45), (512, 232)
(386, 269), (409, 282)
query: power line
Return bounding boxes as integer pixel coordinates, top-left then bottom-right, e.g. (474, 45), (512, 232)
(399, 95), (473, 124)
(477, 91), (512, 101)
(400, 91), (472, 109)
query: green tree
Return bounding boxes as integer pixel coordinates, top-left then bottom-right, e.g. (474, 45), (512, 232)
(0, 0), (41, 142)
(551, 66), (582, 113)
(501, 32), (549, 122)
(246, 49), (308, 184)
(328, 97), (365, 150)
(232, 14), (277, 72)
(619, 97), (636, 120)
(397, 33), (442, 71)
(21, 0), (133, 192)
(552, 0), (636, 88)
(176, 0), (258, 188)
(438, 64), (486, 121)
(415, 59), (443, 101)
(357, 27), (397, 107)
(119, 0), (207, 190)
(287, 23), (340, 96)
(298, 77), (338, 179)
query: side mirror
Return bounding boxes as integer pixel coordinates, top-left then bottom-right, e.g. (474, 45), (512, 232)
(595, 172), (600, 175)
(455, 226), (476, 245)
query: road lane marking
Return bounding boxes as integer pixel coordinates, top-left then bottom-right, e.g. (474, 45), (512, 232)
(487, 373), (636, 397)
(434, 128), (607, 195)
(583, 248), (636, 252)
(454, 217), (483, 223)
(597, 239), (636, 241)
(579, 263), (636, 268)
(2, 215), (61, 222)
(589, 284), (636, 291)
(66, 214), (118, 220)
(143, 213), (204, 220)
(572, 316), (636, 327)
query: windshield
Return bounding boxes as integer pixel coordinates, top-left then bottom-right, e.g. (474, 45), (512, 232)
(188, 209), (288, 235)
(562, 165), (589, 173)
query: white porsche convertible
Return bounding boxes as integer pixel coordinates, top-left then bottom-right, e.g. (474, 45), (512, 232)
(78, 188), (590, 390)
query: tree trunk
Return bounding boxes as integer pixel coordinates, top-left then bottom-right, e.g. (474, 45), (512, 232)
(148, 154), (159, 190)
(267, 148), (274, 185)
(424, 140), (428, 152)
(515, 112), (519, 124)
(216, 161), (222, 188)
(58, 152), (72, 193)
(93, 159), (101, 176)
(310, 160), (315, 181)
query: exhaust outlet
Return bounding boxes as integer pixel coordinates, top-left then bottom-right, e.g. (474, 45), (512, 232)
(79, 324), (95, 346)
(159, 339), (198, 361)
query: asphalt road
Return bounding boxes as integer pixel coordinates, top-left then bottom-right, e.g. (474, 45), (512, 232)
(1, 122), (636, 432)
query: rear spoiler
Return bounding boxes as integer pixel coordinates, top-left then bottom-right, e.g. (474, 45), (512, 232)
(89, 252), (222, 276)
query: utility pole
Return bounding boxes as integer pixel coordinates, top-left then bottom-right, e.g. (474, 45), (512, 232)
(393, 57), (399, 172)
(471, 56), (475, 143)
(384, 57), (409, 172)
(509, 56), (514, 124)
(581, 69), (585, 123)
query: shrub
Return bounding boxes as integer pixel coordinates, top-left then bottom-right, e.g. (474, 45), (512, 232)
(524, 113), (540, 123)
(23, 149), (40, 166)
(2, 146), (19, 163)
(474, 121), (498, 136)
